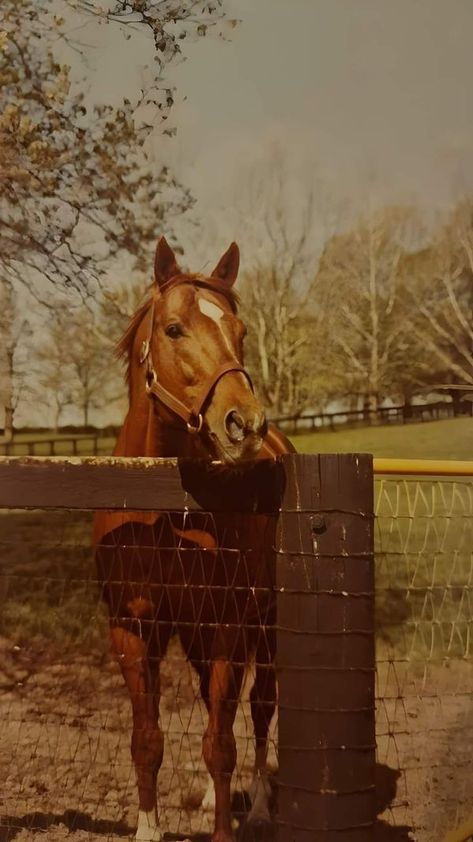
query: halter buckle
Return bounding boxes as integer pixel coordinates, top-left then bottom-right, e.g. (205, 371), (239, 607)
(187, 413), (203, 435)
(140, 340), (150, 365)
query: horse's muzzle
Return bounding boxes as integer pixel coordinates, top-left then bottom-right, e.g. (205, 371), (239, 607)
(224, 409), (267, 444)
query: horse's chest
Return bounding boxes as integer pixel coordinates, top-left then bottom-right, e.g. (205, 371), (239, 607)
(96, 513), (275, 626)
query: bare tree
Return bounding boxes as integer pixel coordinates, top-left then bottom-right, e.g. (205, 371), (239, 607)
(236, 154), (338, 416)
(97, 279), (149, 348)
(0, 280), (33, 438)
(316, 205), (422, 413)
(34, 307), (117, 429)
(402, 201), (473, 401)
(71, 1), (236, 120)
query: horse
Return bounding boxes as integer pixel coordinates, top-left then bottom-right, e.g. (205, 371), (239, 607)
(94, 237), (294, 842)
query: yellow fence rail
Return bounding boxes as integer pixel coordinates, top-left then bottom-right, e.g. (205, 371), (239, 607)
(374, 458), (473, 476)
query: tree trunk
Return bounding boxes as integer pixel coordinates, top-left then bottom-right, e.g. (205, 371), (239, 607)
(54, 402), (61, 433)
(2, 346), (15, 441)
(450, 389), (462, 416)
(3, 405), (13, 442)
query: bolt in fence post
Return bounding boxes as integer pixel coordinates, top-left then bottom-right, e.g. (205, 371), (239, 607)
(276, 453), (375, 842)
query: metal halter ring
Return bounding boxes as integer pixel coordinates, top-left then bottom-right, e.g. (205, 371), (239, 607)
(186, 413), (203, 434)
(145, 368), (156, 393)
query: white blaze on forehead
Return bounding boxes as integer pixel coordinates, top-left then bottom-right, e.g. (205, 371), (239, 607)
(197, 292), (247, 370)
(198, 297), (224, 322)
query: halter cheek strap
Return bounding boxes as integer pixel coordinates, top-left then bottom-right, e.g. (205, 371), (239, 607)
(140, 292), (253, 434)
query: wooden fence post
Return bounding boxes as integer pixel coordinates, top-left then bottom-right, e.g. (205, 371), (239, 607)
(276, 453), (375, 842)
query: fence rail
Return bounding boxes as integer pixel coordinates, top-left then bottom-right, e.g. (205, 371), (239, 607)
(0, 433), (109, 456)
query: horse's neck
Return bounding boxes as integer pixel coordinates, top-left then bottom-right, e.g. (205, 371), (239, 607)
(113, 400), (201, 459)
(95, 400), (199, 545)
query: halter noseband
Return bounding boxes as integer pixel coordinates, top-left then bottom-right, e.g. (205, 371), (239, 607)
(140, 277), (253, 434)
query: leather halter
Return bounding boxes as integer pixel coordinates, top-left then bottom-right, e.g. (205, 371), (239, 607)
(140, 277), (253, 434)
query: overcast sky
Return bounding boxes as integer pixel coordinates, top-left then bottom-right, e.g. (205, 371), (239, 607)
(84, 0), (473, 249)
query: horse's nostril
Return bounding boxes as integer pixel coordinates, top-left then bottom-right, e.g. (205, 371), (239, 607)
(249, 412), (267, 437)
(225, 409), (246, 443)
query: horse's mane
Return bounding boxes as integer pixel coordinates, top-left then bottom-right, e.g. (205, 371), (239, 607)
(116, 275), (240, 392)
(116, 296), (153, 390)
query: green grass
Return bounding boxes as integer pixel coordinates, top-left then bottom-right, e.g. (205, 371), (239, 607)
(290, 417), (473, 661)
(290, 417), (472, 460)
(3, 416), (471, 459)
(0, 510), (109, 652)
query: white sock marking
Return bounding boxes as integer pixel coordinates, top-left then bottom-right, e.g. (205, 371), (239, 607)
(136, 810), (162, 842)
(201, 777), (216, 811)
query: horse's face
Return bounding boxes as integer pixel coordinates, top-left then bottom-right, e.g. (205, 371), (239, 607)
(148, 238), (267, 464)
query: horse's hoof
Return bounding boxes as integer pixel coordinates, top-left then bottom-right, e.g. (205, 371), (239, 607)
(241, 815), (274, 842)
(135, 832), (162, 842)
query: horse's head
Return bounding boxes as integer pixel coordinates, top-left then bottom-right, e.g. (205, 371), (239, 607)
(131, 237), (267, 463)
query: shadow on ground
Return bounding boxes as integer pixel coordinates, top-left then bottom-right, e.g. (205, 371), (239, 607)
(0, 810), (132, 841)
(0, 764), (413, 842)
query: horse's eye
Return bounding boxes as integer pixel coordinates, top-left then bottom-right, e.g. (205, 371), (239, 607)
(165, 323), (183, 339)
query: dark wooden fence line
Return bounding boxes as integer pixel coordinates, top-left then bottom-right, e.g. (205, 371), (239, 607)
(1, 397), (471, 453)
(270, 399), (472, 435)
(0, 453), (375, 840)
(0, 433), (105, 457)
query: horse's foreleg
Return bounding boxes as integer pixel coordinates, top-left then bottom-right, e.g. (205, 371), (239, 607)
(110, 626), (164, 842)
(203, 658), (243, 842)
(247, 633), (276, 827)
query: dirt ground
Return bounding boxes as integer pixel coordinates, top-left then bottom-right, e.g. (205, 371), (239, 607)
(0, 635), (277, 842)
(1, 636), (472, 842)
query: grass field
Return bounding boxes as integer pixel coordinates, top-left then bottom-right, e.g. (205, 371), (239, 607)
(2, 416), (471, 459)
(290, 416), (472, 460)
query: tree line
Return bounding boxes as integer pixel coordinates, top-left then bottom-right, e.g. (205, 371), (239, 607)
(3, 195), (472, 431)
(235, 166), (472, 419)
(1, 1), (471, 432)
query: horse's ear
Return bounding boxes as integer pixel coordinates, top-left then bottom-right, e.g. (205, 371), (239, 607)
(211, 242), (240, 286)
(154, 236), (180, 288)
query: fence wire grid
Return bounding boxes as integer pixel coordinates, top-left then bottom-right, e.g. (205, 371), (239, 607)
(0, 507), (278, 842)
(0, 472), (471, 842)
(375, 477), (473, 842)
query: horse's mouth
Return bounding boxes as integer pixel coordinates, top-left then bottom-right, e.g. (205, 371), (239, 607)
(205, 429), (263, 465)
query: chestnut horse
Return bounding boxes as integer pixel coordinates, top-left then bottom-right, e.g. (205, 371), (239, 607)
(94, 238), (293, 842)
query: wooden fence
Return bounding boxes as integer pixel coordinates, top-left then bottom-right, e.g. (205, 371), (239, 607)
(0, 453), (375, 841)
(1, 397), (471, 454)
(270, 398), (472, 434)
(0, 433), (109, 456)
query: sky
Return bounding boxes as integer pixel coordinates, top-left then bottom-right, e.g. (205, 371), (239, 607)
(81, 0), (473, 255)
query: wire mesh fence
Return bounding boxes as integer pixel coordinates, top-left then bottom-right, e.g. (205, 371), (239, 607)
(0, 457), (471, 842)
(0, 505), (279, 842)
(375, 475), (473, 842)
